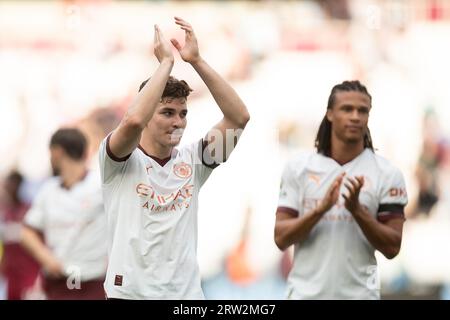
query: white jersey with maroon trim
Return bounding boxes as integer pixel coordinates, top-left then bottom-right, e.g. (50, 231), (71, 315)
(24, 170), (108, 281)
(99, 135), (215, 299)
(278, 148), (408, 299)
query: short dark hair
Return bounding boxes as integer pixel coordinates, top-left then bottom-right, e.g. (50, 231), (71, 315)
(49, 128), (87, 160)
(7, 170), (23, 185)
(315, 80), (374, 156)
(139, 76), (193, 100)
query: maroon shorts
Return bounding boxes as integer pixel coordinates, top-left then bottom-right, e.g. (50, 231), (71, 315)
(43, 276), (105, 300)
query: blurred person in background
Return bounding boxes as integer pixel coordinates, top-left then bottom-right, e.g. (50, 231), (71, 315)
(21, 128), (107, 300)
(99, 17), (249, 299)
(202, 206), (290, 299)
(0, 171), (40, 300)
(413, 109), (446, 217)
(274, 81), (408, 299)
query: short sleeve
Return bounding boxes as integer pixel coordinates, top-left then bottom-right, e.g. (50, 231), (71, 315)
(192, 139), (218, 187)
(377, 167), (408, 222)
(277, 161), (301, 217)
(23, 187), (47, 231)
(98, 133), (130, 185)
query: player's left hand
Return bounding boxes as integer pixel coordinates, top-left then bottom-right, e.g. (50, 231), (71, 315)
(343, 176), (364, 214)
(171, 17), (201, 64)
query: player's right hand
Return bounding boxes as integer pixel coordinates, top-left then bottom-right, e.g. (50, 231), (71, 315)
(43, 257), (65, 279)
(316, 172), (345, 214)
(153, 24), (174, 64)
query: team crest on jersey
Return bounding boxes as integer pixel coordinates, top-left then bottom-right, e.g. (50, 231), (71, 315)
(173, 162), (192, 179)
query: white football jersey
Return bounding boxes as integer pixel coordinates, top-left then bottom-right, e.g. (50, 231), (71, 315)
(24, 170), (108, 281)
(99, 134), (215, 299)
(278, 148), (408, 299)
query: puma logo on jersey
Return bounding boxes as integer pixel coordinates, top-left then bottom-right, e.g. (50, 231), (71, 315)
(308, 174), (321, 185)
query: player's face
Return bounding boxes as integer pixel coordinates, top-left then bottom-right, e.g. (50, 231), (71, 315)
(327, 91), (371, 144)
(147, 97), (188, 147)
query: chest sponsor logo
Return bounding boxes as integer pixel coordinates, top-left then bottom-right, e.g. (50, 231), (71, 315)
(303, 198), (354, 222)
(136, 183), (194, 213)
(173, 162), (192, 179)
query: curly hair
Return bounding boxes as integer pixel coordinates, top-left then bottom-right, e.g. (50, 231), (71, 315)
(139, 76), (193, 100)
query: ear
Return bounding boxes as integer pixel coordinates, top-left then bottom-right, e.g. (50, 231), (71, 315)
(326, 109), (333, 122)
(50, 145), (63, 156)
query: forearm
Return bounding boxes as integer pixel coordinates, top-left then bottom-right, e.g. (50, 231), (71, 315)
(275, 208), (324, 251)
(191, 58), (249, 127)
(127, 59), (174, 127)
(351, 207), (402, 259)
(110, 59), (173, 157)
(0, 222), (22, 243)
(21, 227), (56, 268)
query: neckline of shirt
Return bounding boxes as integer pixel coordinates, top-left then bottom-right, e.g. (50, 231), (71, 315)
(60, 170), (89, 190)
(324, 148), (370, 168)
(137, 145), (174, 167)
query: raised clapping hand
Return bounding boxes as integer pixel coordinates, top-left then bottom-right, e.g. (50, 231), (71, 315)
(316, 172), (346, 214)
(170, 17), (201, 64)
(154, 24), (174, 64)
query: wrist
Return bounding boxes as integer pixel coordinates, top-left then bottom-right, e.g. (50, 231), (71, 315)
(351, 203), (364, 217)
(313, 205), (327, 216)
(41, 254), (54, 268)
(160, 57), (174, 66)
(189, 56), (204, 66)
